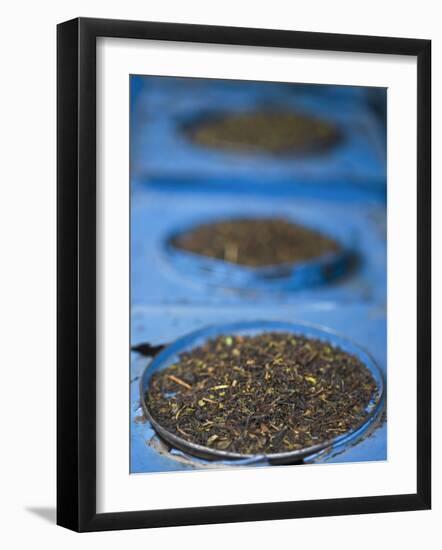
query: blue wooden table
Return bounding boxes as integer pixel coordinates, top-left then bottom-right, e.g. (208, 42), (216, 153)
(129, 76), (387, 473)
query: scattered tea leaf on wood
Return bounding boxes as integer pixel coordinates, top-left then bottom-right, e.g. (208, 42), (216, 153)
(146, 332), (379, 455)
(171, 218), (340, 267)
(186, 111), (339, 155)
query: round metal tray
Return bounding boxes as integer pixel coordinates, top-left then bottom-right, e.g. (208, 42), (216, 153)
(140, 321), (385, 465)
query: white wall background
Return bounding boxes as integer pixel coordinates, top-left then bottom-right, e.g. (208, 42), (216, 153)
(0, 0), (439, 547)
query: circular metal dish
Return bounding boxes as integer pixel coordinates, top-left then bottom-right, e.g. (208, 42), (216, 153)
(140, 321), (385, 465)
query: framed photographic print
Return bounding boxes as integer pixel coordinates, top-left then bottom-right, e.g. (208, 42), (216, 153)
(57, 17), (431, 531)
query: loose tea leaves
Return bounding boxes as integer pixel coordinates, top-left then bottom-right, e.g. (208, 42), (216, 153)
(186, 111), (339, 155)
(146, 333), (379, 456)
(170, 218), (340, 267)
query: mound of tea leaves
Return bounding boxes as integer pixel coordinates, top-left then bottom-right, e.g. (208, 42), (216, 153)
(170, 218), (340, 267)
(146, 333), (379, 455)
(186, 111), (339, 155)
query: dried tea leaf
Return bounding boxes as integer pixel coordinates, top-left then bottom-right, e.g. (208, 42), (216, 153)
(147, 333), (378, 455)
(170, 218), (340, 268)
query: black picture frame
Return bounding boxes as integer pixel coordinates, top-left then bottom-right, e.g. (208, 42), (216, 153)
(57, 17), (431, 532)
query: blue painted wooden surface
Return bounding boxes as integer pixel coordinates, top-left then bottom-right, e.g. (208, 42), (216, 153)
(129, 76), (387, 473)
